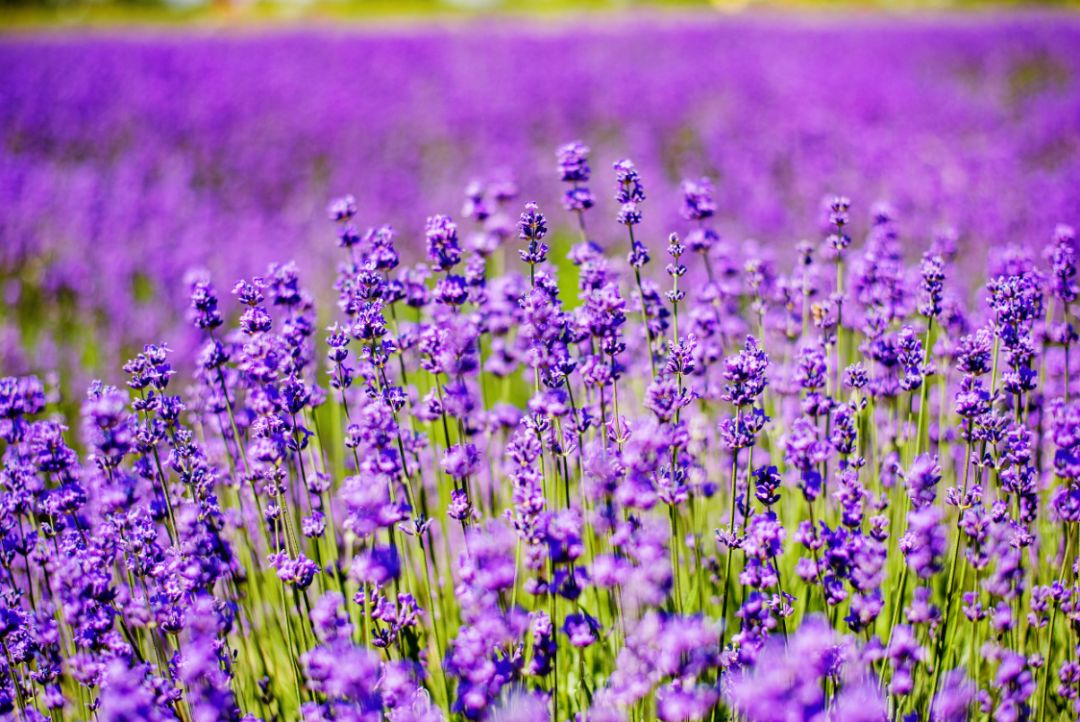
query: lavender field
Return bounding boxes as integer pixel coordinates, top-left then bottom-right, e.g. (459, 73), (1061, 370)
(2, 13), (1080, 722)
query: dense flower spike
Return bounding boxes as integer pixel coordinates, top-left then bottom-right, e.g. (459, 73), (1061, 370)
(1, 129), (1079, 722)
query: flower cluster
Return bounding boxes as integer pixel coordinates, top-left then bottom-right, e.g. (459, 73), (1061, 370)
(1, 136), (1079, 722)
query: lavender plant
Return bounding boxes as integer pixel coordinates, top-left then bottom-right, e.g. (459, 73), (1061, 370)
(2, 138), (1080, 722)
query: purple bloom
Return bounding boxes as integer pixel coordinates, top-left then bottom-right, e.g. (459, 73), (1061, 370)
(1049, 224), (1078, 304)
(825, 195), (852, 253)
(327, 194), (358, 222)
(1052, 399), (1080, 486)
(302, 640), (382, 705)
(557, 140), (591, 183)
(426, 214), (462, 271)
(442, 443), (480, 479)
(189, 278), (224, 331)
(726, 615), (841, 721)
(918, 252), (946, 319)
(754, 465), (782, 507)
(350, 545), (401, 586)
(905, 454), (941, 508)
(886, 624), (926, 696)
(680, 177), (716, 222)
(459, 520), (518, 593)
(613, 159), (645, 204)
(722, 336), (769, 407)
(270, 551), (321, 589)
(518, 202), (548, 242)
(563, 612), (600, 648)
(518, 202), (550, 266)
(931, 670), (975, 722)
(617, 202), (643, 227)
(995, 650), (1035, 722)
(901, 506), (946, 579)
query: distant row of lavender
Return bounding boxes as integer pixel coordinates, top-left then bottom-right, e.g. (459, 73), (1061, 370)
(2, 15), (1080, 375)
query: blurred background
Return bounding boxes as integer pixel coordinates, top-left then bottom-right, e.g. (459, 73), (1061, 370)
(1, 0), (1079, 405)
(2, 0), (1076, 26)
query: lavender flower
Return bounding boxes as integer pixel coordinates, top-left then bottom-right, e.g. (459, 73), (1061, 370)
(680, 177), (716, 222)
(426, 214), (462, 271)
(613, 159), (645, 204)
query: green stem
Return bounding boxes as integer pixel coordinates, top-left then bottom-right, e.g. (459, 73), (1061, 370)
(1038, 528), (1073, 722)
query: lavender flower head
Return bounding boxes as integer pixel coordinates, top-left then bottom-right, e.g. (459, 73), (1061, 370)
(518, 202), (550, 266)
(426, 213), (462, 271)
(557, 141), (591, 183)
(680, 177), (716, 222)
(613, 159), (645, 204)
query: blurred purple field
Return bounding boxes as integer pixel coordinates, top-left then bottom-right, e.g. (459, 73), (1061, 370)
(2, 15), (1080, 375)
(6, 13), (1080, 722)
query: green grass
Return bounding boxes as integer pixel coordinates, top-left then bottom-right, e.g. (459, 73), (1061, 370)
(0, 0), (711, 31)
(5, 0), (1078, 32)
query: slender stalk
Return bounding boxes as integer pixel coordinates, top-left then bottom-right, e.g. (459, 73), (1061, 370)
(720, 414), (741, 626)
(1037, 528), (1073, 722)
(926, 436), (974, 714)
